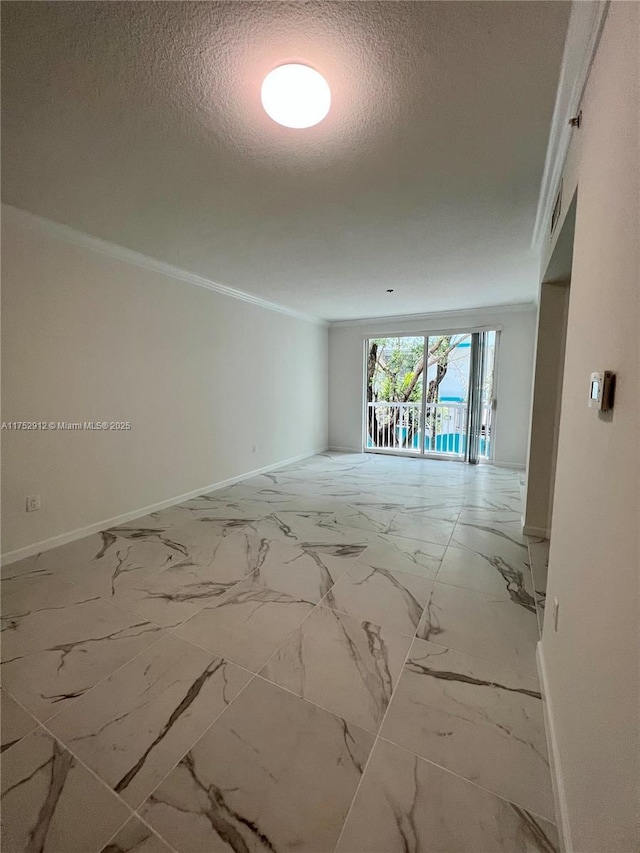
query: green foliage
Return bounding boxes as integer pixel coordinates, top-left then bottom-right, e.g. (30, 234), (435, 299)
(369, 336), (424, 403)
(368, 335), (454, 403)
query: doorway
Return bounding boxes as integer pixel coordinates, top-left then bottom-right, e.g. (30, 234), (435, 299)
(524, 193), (575, 633)
(364, 330), (497, 461)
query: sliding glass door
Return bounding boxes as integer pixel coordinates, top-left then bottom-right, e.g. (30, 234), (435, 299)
(423, 333), (471, 456)
(366, 336), (425, 453)
(465, 330), (497, 463)
(365, 330), (496, 460)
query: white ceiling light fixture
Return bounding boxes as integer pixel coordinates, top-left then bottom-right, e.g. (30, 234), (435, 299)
(261, 64), (331, 129)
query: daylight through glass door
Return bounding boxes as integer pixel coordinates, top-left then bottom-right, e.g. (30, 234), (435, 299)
(365, 331), (496, 460)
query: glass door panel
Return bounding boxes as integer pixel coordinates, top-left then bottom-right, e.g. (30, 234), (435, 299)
(480, 331), (497, 460)
(423, 333), (471, 457)
(366, 336), (425, 453)
(465, 330), (498, 463)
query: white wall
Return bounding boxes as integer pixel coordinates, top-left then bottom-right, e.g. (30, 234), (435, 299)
(540, 4), (639, 851)
(328, 307), (536, 467)
(1, 212), (328, 557)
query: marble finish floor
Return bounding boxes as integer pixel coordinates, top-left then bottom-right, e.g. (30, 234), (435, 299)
(528, 537), (550, 633)
(1, 452), (557, 852)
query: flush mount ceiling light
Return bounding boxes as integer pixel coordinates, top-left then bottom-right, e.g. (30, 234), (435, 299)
(261, 64), (331, 129)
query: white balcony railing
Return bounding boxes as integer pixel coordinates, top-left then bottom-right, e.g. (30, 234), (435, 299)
(366, 401), (492, 457)
(366, 401), (423, 452)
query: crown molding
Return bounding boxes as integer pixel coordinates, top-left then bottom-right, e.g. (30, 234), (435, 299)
(329, 301), (537, 329)
(531, 1), (609, 250)
(1, 204), (327, 327)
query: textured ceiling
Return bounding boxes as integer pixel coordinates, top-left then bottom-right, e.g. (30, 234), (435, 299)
(1, 1), (570, 321)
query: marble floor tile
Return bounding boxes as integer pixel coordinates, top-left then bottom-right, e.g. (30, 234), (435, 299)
(239, 471), (301, 491)
(1, 728), (130, 853)
(460, 515), (529, 544)
(416, 581), (539, 675)
(463, 486), (523, 507)
(325, 563), (433, 636)
(179, 492), (249, 511)
(386, 512), (456, 547)
(412, 483), (468, 501)
(528, 537), (550, 633)
(210, 481), (261, 501)
(336, 738), (559, 853)
(111, 533), (266, 627)
(246, 483), (314, 501)
(250, 538), (352, 603)
(528, 539), (550, 590)
(61, 531), (194, 599)
(458, 507), (523, 528)
(252, 513), (373, 554)
(247, 492), (341, 513)
(1, 599), (164, 721)
(358, 481), (420, 500)
(49, 634), (252, 808)
(112, 519), (232, 556)
(333, 501), (404, 534)
(328, 488), (412, 506)
(117, 495), (244, 532)
(1, 553), (59, 582)
(1, 689), (37, 753)
(140, 677), (374, 853)
(413, 475), (468, 488)
(0, 533), (108, 581)
(401, 496), (464, 522)
(174, 578), (314, 671)
(357, 531), (445, 579)
(1, 454), (550, 853)
(99, 816), (174, 853)
(253, 508), (344, 542)
(261, 606), (412, 732)
(175, 497), (281, 523)
(111, 564), (240, 629)
(450, 518), (531, 571)
(130, 494), (257, 530)
(437, 544), (536, 604)
(275, 482), (407, 503)
(381, 640), (554, 820)
(327, 475), (405, 494)
(463, 492), (524, 512)
(1, 571), (100, 645)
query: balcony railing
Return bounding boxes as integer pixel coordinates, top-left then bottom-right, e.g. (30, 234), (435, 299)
(366, 401), (492, 457)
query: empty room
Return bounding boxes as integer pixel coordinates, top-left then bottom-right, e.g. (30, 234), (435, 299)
(1, 2), (638, 852)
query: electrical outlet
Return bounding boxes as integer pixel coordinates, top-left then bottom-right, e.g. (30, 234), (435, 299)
(552, 597), (560, 632)
(26, 495), (41, 512)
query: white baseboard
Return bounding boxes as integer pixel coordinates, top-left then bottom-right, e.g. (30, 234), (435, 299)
(537, 642), (572, 852)
(0, 447), (329, 566)
(327, 445), (363, 453)
(523, 522), (551, 538)
(493, 460), (526, 470)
